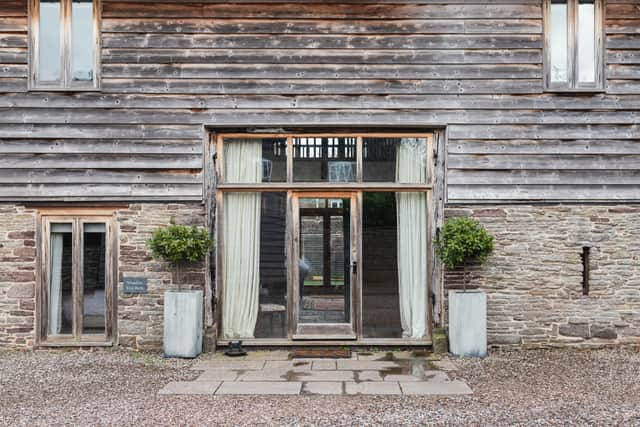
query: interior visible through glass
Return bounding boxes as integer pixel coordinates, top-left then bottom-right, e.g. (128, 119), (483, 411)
(293, 137), (356, 182)
(224, 138), (287, 183)
(38, 0), (62, 82)
(550, 0), (569, 83)
(577, 0), (596, 83)
(48, 223), (73, 336)
(298, 198), (350, 324)
(363, 137), (428, 182)
(82, 223), (106, 335)
(71, 0), (95, 82)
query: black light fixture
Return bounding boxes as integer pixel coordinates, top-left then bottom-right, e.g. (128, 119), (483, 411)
(225, 340), (247, 357)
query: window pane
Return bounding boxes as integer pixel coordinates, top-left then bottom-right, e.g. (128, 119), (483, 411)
(578, 0), (596, 83)
(49, 223), (72, 336)
(224, 138), (287, 183)
(83, 223), (106, 335)
(38, 0), (62, 82)
(71, 0), (95, 82)
(363, 137), (428, 183)
(293, 137), (356, 182)
(550, 0), (569, 83)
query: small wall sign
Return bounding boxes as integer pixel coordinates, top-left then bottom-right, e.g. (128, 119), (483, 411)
(124, 277), (148, 294)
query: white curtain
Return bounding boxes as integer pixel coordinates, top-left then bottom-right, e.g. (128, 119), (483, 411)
(48, 232), (64, 336)
(222, 139), (262, 339)
(396, 138), (428, 339)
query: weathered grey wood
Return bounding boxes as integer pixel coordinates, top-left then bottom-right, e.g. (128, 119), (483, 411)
(449, 139), (640, 154)
(448, 170), (640, 185)
(449, 154), (640, 170)
(0, 153), (202, 169)
(449, 185), (640, 201)
(0, 169), (202, 184)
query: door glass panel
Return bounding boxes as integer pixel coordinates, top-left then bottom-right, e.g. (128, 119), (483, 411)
(363, 137), (428, 183)
(577, 0), (596, 83)
(38, 0), (62, 82)
(224, 138), (287, 183)
(550, 0), (569, 83)
(71, 0), (95, 82)
(293, 137), (356, 182)
(298, 198), (350, 324)
(82, 223), (106, 335)
(48, 223), (73, 336)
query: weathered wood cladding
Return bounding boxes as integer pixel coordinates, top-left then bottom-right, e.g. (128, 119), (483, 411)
(0, 0), (639, 202)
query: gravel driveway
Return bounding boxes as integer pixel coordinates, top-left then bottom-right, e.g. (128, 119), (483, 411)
(1, 347), (639, 426)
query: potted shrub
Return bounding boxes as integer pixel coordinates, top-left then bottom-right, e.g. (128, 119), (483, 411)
(147, 223), (213, 358)
(434, 217), (494, 357)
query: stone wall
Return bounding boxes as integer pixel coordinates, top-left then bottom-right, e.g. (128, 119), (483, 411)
(444, 205), (640, 348)
(117, 203), (207, 351)
(0, 204), (37, 348)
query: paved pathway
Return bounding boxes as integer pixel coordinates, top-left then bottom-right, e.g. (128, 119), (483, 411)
(158, 352), (472, 396)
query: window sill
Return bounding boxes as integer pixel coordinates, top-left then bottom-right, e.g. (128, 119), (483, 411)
(543, 88), (606, 94)
(28, 86), (101, 93)
(38, 339), (113, 347)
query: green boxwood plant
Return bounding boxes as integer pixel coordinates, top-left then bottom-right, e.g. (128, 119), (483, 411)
(434, 217), (494, 291)
(146, 223), (213, 288)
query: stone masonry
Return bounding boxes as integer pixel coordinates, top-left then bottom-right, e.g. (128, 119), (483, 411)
(444, 205), (640, 348)
(0, 204), (37, 348)
(117, 203), (207, 351)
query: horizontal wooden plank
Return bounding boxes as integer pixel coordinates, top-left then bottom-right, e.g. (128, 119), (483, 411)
(0, 17), (27, 32)
(0, 168), (202, 184)
(607, 64), (640, 79)
(4, 93), (640, 111)
(102, 48), (542, 64)
(606, 19), (640, 34)
(608, 50), (640, 64)
(607, 34), (640, 49)
(448, 184), (640, 201)
(101, 78), (543, 95)
(0, 183), (203, 199)
(0, 34), (26, 48)
(448, 169), (640, 185)
(0, 124), (203, 139)
(0, 139), (202, 154)
(102, 33), (542, 50)
(0, 64), (27, 78)
(448, 154), (640, 170)
(0, 1), (27, 17)
(0, 48), (27, 64)
(0, 77), (26, 92)
(448, 139), (640, 154)
(102, 3), (542, 19)
(449, 125), (640, 139)
(607, 3), (640, 20)
(607, 80), (640, 94)
(102, 63), (542, 80)
(0, 153), (202, 169)
(102, 17), (542, 35)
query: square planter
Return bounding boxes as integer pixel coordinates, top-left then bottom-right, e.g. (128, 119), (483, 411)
(164, 290), (203, 358)
(448, 290), (487, 357)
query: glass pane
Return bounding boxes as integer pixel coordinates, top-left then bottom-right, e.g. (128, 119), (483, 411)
(224, 138), (287, 183)
(293, 137), (356, 182)
(48, 223), (72, 336)
(38, 0), (62, 82)
(83, 223), (106, 335)
(255, 193), (287, 338)
(363, 137), (428, 183)
(71, 0), (95, 82)
(578, 0), (596, 83)
(550, 0), (569, 83)
(298, 198), (350, 324)
(362, 193), (401, 338)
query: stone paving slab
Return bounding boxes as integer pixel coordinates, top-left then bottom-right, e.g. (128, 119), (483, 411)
(400, 380), (473, 395)
(337, 360), (402, 370)
(237, 370), (289, 381)
(344, 381), (402, 395)
(196, 369), (240, 381)
(301, 382), (344, 395)
(431, 360), (458, 371)
(264, 360), (312, 371)
(158, 381), (221, 395)
(355, 371), (383, 381)
(294, 370), (356, 382)
(192, 360), (265, 370)
(216, 381), (302, 395)
(311, 360), (337, 370)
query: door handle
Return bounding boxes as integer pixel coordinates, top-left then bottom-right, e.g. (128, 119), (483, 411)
(351, 260), (357, 274)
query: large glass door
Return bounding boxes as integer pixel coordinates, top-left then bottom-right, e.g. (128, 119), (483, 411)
(292, 193), (358, 339)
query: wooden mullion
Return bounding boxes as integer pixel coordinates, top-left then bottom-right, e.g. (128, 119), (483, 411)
(286, 135), (293, 183)
(72, 217), (82, 340)
(62, 0), (71, 88)
(568, 0), (577, 89)
(356, 136), (363, 182)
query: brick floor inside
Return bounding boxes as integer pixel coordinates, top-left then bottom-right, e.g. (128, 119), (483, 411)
(158, 352), (472, 396)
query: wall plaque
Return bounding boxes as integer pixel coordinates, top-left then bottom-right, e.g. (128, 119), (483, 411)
(124, 277), (148, 294)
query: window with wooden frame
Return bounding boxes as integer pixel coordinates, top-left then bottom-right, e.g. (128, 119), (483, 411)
(544, 0), (604, 91)
(29, 0), (100, 90)
(38, 212), (115, 345)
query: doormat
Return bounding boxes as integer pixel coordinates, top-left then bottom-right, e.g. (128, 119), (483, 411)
(290, 349), (352, 359)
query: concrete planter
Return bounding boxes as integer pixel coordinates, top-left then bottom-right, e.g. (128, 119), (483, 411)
(163, 290), (203, 358)
(448, 290), (487, 357)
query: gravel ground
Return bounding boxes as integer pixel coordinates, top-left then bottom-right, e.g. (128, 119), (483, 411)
(1, 347), (639, 426)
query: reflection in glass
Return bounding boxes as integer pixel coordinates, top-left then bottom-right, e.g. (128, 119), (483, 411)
(363, 138), (428, 183)
(71, 0), (95, 82)
(293, 137), (356, 182)
(298, 198), (350, 324)
(224, 138), (287, 183)
(38, 0), (62, 82)
(83, 223), (106, 335)
(550, 0), (568, 83)
(49, 223), (73, 335)
(578, 0), (596, 83)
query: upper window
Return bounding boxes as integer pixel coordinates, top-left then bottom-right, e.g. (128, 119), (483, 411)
(29, 0), (100, 90)
(544, 0), (604, 91)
